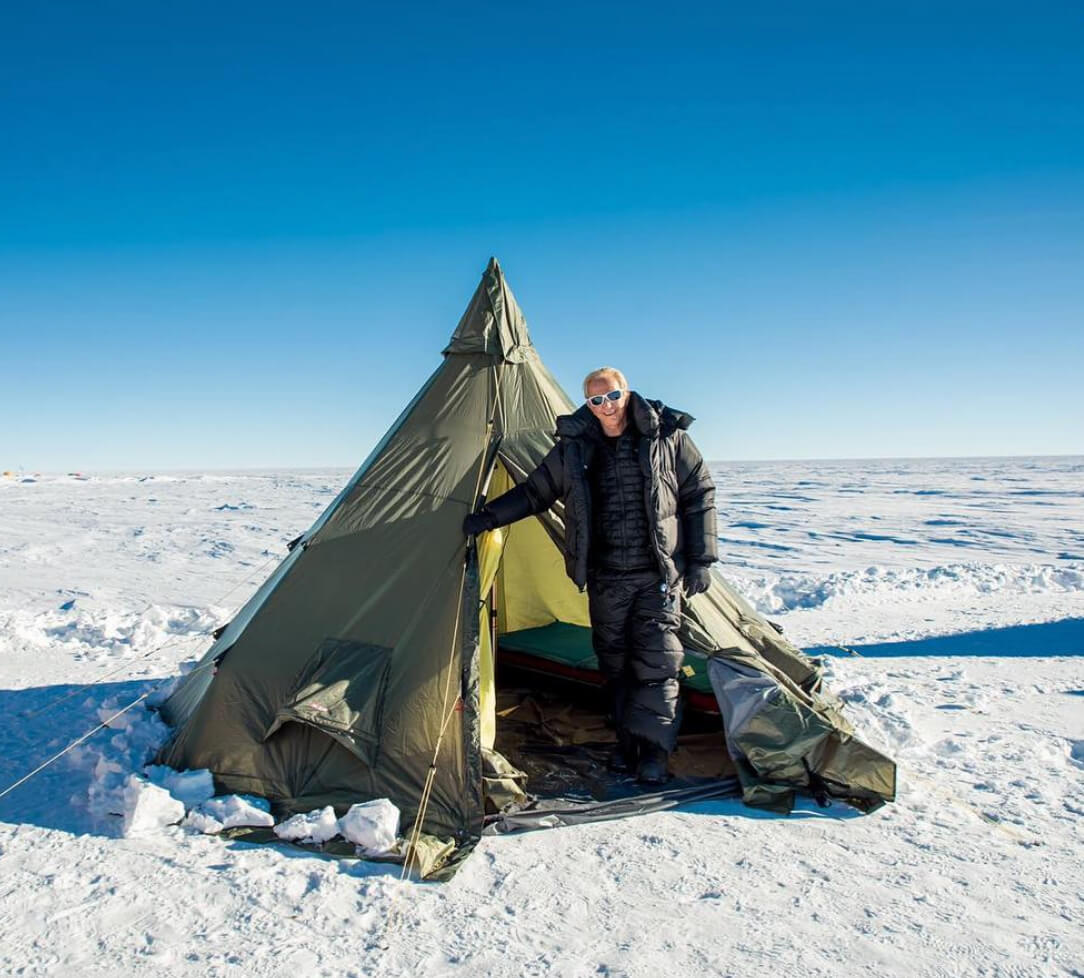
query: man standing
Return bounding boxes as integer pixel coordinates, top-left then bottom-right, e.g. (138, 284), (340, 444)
(463, 367), (718, 785)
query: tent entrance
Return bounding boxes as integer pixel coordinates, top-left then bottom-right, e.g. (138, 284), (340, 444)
(474, 463), (737, 823)
(482, 653), (740, 832)
(491, 656), (736, 783)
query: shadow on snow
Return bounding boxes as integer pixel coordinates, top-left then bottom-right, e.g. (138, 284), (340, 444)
(808, 617), (1084, 659)
(0, 679), (159, 836)
(0, 679), (817, 843)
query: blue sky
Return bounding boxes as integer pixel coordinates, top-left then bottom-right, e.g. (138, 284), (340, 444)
(1, 1), (1081, 469)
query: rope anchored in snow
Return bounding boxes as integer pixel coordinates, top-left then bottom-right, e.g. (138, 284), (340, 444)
(0, 694), (153, 803)
(2, 544), (289, 800)
(400, 362), (504, 880)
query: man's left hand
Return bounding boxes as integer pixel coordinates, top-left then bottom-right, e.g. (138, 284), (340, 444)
(684, 563), (713, 596)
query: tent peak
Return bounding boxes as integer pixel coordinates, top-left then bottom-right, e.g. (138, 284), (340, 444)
(443, 258), (535, 362)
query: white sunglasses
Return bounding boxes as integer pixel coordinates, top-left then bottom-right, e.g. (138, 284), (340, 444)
(586, 388), (625, 407)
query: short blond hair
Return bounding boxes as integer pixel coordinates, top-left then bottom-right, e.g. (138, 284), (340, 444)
(582, 366), (628, 396)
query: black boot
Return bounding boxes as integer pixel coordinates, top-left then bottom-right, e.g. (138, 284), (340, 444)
(607, 730), (639, 774)
(605, 679), (636, 773)
(636, 740), (670, 786)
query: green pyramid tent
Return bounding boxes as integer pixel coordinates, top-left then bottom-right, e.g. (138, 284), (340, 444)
(158, 258), (895, 872)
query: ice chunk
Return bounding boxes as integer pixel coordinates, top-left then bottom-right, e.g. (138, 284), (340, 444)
(145, 765), (215, 808)
(200, 793), (271, 822)
(184, 794), (275, 834)
(338, 798), (399, 854)
(273, 805), (340, 844)
(121, 775), (185, 837)
(183, 809), (227, 834)
(183, 811), (227, 832)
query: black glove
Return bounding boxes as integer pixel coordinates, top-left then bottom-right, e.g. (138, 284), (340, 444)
(683, 563), (713, 596)
(463, 508), (498, 536)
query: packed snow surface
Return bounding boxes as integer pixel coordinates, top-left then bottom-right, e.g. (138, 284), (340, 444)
(1, 457), (1082, 976)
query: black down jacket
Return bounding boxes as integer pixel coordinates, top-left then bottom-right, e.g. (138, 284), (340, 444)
(486, 391), (718, 589)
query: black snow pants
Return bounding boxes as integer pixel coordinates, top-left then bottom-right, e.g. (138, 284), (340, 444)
(587, 569), (684, 753)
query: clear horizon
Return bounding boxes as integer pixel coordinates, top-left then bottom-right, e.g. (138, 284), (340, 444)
(7, 452), (1083, 478)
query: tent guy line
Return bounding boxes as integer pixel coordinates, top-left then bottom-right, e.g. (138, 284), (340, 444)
(0, 694), (153, 803)
(901, 765), (1039, 848)
(400, 556), (468, 882)
(0, 547), (289, 802)
(400, 358), (505, 880)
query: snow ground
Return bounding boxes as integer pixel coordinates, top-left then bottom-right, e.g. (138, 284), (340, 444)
(1, 458), (1082, 977)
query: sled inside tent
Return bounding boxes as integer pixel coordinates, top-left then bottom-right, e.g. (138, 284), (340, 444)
(156, 257), (896, 879)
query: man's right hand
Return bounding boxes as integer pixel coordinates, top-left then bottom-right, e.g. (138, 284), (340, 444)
(683, 562), (713, 596)
(463, 509), (498, 536)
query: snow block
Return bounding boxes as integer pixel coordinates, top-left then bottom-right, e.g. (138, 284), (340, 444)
(183, 794), (275, 834)
(338, 798), (399, 854)
(121, 775), (185, 837)
(273, 805), (340, 844)
(145, 765), (216, 808)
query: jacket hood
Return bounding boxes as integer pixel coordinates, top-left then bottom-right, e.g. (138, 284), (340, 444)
(554, 391), (695, 441)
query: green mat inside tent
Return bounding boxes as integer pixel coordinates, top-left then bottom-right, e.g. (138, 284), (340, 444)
(498, 622), (716, 700)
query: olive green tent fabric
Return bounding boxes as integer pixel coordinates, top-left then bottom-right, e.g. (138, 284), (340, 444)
(158, 257), (894, 869)
(159, 258), (580, 846)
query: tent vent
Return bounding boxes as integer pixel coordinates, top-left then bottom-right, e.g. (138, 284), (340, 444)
(264, 638), (393, 766)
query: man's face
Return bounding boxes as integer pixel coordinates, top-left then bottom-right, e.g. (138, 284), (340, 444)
(585, 375), (629, 436)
